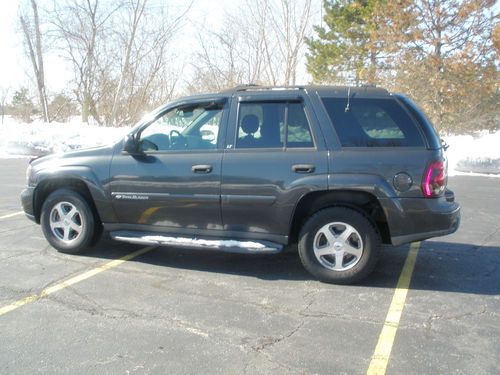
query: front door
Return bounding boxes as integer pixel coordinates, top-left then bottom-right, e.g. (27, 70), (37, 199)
(109, 99), (227, 234)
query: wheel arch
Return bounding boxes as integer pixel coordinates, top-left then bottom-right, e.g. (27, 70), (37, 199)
(289, 189), (391, 245)
(33, 178), (101, 224)
(32, 164), (117, 225)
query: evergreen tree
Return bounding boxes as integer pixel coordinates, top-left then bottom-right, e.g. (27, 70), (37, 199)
(306, 0), (383, 85)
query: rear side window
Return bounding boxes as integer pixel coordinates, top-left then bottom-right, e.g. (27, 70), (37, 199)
(236, 101), (314, 149)
(321, 98), (424, 147)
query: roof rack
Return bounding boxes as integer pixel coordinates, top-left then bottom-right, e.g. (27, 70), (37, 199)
(221, 84), (305, 93)
(233, 84), (261, 91)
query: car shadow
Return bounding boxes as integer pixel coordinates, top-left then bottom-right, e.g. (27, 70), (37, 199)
(78, 237), (500, 295)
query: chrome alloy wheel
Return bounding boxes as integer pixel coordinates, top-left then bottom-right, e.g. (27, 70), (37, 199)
(49, 201), (84, 244)
(313, 222), (364, 271)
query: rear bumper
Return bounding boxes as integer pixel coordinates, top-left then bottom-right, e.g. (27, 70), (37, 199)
(382, 191), (461, 246)
(20, 187), (36, 222)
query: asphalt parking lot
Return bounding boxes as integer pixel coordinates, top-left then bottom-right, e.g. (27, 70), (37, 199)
(1, 158), (499, 374)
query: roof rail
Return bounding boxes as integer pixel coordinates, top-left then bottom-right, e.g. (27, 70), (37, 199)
(222, 84), (305, 93)
(233, 84), (261, 91)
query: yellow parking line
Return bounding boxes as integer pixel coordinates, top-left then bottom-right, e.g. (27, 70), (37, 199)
(0, 246), (155, 317)
(366, 242), (420, 375)
(0, 211), (24, 220)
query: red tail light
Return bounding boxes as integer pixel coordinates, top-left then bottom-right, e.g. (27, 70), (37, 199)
(422, 160), (446, 197)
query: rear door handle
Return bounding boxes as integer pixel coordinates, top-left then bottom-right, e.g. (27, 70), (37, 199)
(292, 164), (315, 173)
(192, 164), (212, 173)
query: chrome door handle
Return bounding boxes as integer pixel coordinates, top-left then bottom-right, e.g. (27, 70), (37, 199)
(292, 164), (315, 173)
(192, 164), (212, 173)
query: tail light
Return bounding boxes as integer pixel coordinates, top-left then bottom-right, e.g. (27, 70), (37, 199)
(422, 160), (446, 197)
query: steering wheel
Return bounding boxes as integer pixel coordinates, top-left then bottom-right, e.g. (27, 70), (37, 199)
(169, 129), (187, 148)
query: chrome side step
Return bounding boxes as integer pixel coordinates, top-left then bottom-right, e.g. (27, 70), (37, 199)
(110, 231), (283, 254)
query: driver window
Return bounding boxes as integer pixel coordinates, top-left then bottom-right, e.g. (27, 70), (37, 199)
(139, 103), (223, 152)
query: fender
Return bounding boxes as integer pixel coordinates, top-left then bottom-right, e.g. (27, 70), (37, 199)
(33, 165), (117, 223)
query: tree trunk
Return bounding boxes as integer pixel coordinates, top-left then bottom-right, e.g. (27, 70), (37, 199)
(20, 0), (50, 123)
(31, 0), (49, 122)
(82, 95), (89, 123)
(110, 0), (146, 126)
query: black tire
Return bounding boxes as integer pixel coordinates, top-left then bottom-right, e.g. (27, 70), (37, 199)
(298, 207), (380, 284)
(40, 188), (96, 254)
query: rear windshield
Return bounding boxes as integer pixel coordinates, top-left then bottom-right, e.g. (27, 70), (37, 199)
(321, 98), (424, 147)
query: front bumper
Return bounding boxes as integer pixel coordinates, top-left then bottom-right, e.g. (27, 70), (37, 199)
(382, 190), (461, 246)
(20, 186), (36, 222)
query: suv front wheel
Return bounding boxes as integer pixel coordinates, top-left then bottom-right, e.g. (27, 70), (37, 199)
(298, 207), (380, 284)
(40, 189), (96, 254)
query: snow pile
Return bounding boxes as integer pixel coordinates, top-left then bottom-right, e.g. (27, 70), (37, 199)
(443, 131), (500, 176)
(0, 116), (130, 157)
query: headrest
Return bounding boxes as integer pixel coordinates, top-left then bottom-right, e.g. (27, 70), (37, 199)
(241, 114), (259, 134)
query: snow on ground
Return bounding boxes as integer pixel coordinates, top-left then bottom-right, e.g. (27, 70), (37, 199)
(443, 131), (500, 176)
(0, 116), (498, 175)
(0, 116), (130, 157)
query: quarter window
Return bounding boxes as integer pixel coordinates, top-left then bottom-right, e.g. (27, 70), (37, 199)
(321, 98), (424, 147)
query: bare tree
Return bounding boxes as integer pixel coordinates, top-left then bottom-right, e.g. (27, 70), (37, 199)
(191, 0), (314, 91)
(51, 0), (189, 125)
(19, 0), (50, 122)
(51, 0), (121, 123)
(109, 0), (190, 125)
(109, 0), (147, 125)
(263, 0), (313, 85)
(189, 20), (249, 93)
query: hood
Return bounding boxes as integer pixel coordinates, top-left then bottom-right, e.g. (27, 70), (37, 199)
(30, 144), (115, 169)
(30, 145), (115, 170)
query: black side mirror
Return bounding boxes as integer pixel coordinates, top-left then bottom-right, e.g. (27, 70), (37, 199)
(123, 135), (140, 154)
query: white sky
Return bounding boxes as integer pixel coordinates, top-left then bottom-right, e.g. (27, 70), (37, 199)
(0, 0), (26, 89)
(0, 0), (247, 96)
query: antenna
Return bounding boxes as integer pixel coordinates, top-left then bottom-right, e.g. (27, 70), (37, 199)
(345, 87), (351, 112)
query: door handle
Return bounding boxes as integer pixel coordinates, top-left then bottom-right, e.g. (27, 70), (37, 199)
(292, 164), (315, 173)
(192, 164), (212, 173)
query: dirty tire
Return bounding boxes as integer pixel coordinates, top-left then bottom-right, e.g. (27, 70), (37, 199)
(298, 207), (380, 284)
(40, 188), (96, 254)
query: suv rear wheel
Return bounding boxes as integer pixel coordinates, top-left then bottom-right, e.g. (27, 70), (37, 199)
(40, 189), (96, 254)
(298, 207), (380, 284)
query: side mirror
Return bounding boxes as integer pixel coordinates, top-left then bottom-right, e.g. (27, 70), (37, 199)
(123, 135), (140, 154)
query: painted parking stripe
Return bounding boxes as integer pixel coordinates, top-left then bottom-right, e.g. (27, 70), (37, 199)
(0, 211), (24, 220)
(366, 242), (420, 375)
(0, 246), (155, 317)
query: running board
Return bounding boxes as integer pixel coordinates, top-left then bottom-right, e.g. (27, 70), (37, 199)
(110, 231), (283, 254)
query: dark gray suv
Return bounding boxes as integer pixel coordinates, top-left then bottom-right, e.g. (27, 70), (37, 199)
(21, 85), (460, 284)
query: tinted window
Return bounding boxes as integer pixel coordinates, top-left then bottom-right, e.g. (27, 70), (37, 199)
(287, 103), (314, 148)
(321, 98), (424, 147)
(236, 102), (313, 149)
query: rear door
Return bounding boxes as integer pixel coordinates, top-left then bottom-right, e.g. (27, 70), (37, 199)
(220, 91), (328, 244)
